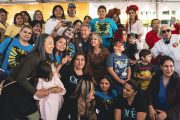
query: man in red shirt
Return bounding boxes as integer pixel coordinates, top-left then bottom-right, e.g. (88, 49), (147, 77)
(145, 19), (161, 49)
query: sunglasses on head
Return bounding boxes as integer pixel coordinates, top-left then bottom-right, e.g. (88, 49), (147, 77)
(162, 29), (171, 34)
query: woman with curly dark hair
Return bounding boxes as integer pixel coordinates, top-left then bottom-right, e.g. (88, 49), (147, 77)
(106, 8), (124, 29)
(147, 55), (180, 120)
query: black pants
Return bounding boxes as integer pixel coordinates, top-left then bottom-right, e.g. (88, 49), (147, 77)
(0, 82), (37, 119)
(58, 97), (78, 120)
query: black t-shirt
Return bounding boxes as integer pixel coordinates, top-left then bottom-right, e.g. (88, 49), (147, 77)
(60, 64), (88, 97)
(114, 92), (147, 120)
(95, 94), (115, 120)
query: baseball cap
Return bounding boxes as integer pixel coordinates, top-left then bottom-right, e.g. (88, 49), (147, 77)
(68, 3), (76, 8)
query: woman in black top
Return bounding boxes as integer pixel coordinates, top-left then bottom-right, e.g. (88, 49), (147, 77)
(0, 34), (54, 120)
(147, 56), (180, 120)
(114, 80), (147, 120)
(58, 52), (88, 120)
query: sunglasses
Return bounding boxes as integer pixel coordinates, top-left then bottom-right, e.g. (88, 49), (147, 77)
(162, 29), (171, 34)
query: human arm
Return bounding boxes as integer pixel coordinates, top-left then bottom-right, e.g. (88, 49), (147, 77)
(34, 78), (51, 99)
(151, 42), (161, 59)
(107, 67), (126, 85)
(125, 67), (131, 82)
(106, 54), (126, 84)
(15, 53), (41, 94)
(51, 21), (65, 38)
(56, 55), (68, 73)
(136, 112), (147, 120)
(114, 109), (121, 120)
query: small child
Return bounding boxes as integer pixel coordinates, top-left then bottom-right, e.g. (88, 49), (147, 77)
(71, 79), (96, 120)
(107, 41), (131, 94)
(33, 62), (66, 120)
(133, 49), (155, 90)
(95, 75), (117, 120)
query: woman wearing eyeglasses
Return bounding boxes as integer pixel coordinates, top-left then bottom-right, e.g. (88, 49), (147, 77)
(147, 55), (180, 120)
(151, 24), (180, 76)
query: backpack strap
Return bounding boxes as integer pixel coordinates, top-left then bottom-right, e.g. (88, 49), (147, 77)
(1, 37), (14, 64)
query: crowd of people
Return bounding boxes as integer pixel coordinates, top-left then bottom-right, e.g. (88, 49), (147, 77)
(0, 2), (180, 120)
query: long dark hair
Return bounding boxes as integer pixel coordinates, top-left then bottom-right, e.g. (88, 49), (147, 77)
(37, 61), (52, 81)
(13, 13), (23, 25)
(97, 75), (114, 94)
(31, 33), (52, 61)
(20, 11), (32, 23)
(126, 79), (140, 92)
(50, 5), (65, 19)
(52, 36), (67, 63)
(70, 79), (94, 99)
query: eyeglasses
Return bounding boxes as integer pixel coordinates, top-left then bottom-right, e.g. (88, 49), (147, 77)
(161, 29), (171, 34)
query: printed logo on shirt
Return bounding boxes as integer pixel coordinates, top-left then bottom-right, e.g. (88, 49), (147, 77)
(114, 59), (128, 79)
(69, 75), (78, 85)
(122, 108), (136, 119)
(8, 46), (29, 69)
(95, 22), (110, 36)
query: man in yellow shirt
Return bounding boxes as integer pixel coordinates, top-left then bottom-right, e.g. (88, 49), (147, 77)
(0, 8), (9, 43)
(66, 3), (80, 23)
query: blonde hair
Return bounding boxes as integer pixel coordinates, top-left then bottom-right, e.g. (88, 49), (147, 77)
(89, 32), (102, 44)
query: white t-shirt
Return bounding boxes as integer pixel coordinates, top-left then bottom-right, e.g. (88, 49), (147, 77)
(151, 34), (180, 75)
(45, 18), (67, 36)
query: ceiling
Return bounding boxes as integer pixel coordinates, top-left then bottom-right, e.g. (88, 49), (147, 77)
(0, 0), (179, 3)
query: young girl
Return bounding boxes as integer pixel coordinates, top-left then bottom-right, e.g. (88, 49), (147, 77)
(71, 79), (97, 120)
(34, 62), (66, 120)
(95, 75), (117, 120)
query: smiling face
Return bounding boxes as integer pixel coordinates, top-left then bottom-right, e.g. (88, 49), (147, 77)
(21, 12), (29, 23)
(55, 38), (66, 52)
(74, 21), (82, 32)
(35, 11), (43, 21)
(81, 26), (90, 39)
(19, 27), (32, 42)
(74, 55), (85, 70)
(98, 8), (106, 20)
(90, 35), (101, 47)
(54, 7), (64, 18)
(83, 16), (91, 24)
(113, 14), (119, 23)
(15, 15), (24, 26)
(0, 12), (8, 23)
(161, 60), (174, 77)
(123, 83), (136, 99)
(44, 36), (54, 54)
(33, 23), (42, 35)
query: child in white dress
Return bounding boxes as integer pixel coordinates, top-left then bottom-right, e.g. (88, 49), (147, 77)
(34, 62), (66, 120)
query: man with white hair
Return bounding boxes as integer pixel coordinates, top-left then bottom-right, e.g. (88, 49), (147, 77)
(151, 24), (180, 75)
